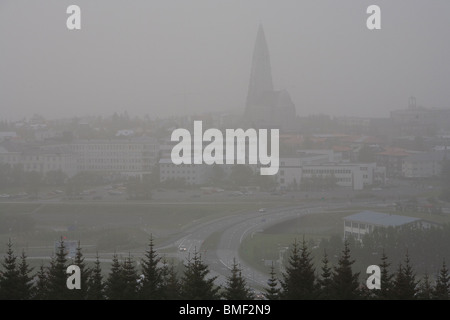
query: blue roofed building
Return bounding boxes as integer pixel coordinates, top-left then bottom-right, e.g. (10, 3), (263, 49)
(343, 211), (422, 240)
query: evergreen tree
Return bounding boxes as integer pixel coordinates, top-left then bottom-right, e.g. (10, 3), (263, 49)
(0, 240), (20, 299)
(331, 240), (360, 300)
(105, 253), (125, 300)
(181, 249), (220, 300)
(160, 259), (181, 300)
(264, 262), (280, 300)
(121, 254), (139, 300)
(139, 236), (162, 299)
(281, 239), (316, 299)
(417, 274), (433, 300)
(317, 250), (333, 299)
(33, 263), (48, 300)
(222, 258), (254, 300)
(47, 239), (69, 300)
(87, 254), (104, 300)
(433, 259), (450, 300)
(392, 253), (417, 300)
(16, 250), (33, 300)
(280, 239), (301, 299)
(70, 242), (90, 299)
(376, 250), (394, 300)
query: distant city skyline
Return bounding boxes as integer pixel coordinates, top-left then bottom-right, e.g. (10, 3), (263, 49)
(1, 1), (450, 121)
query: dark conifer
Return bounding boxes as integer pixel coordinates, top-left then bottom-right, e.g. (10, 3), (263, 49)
(0, 239), (20, 299)
(16, 250), (33, 300)
(330, 240), (360, 300)
(47, 239), (69, 300)
(280, 239), (300, 299)
(160, 259), (181, 300)
(433, 259), (450, 300)
(317, 250), (333, 299)
(264, 262), (280, 300)
(32, 263), (48, 300)
(222, 258), (254, 300)
(70, 242), (90, 299)
(281, 238), (316, 299)
(105, 253), (125, 300)
(392, 253), (417, 300)
(87, 253), (104, 300)
(376, 250), (394, 300)
(417, 274), (433, 300)
(121, 254), (139, 300)
(181, 249), (220, 300)
(139, 236), (162, 299)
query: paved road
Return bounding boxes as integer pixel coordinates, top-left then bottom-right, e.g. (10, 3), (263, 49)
(160, 199), (392, 289)
(0, 196), (404, 291)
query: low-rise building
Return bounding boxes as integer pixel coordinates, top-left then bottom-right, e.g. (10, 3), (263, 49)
(159, 158), (211, 185)
(302, 162), (383, 190)
(402, 151), (446, 178)
(67, 137), (158, 177)
(0, 137), (159, 178)
(376, 147), (413, 178)
(343, 211), (422, 241)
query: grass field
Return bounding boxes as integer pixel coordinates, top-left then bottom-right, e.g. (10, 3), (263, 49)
(239, 207), (450, 274)
(0, 201), (262, 256)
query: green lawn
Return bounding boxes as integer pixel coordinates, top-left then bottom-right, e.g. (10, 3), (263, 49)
(238, 207), (450, 274)
(0, 202), (261, 255)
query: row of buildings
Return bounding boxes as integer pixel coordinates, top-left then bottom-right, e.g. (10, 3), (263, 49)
(0, 137), (159, 179)
(375, 148), (447, 179)
(0, 135), (387, 190)
(158, 146), (386, 190)
(1, 129), (447, 188)
(1, 133), (448, 190)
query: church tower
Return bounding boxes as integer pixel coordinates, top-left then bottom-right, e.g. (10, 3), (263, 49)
(246, 24), (274, 108)
(244, 25), (296, 131)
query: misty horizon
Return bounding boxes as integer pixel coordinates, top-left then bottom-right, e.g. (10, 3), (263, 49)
(2, 1), (450, 121)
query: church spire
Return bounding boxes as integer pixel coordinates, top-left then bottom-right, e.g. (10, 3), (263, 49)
(246, 24), (274, 107)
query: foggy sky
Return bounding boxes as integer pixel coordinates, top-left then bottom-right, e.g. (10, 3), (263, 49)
(1, 0), (450, 121)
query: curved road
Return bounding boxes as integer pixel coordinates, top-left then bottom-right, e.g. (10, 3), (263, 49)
(160, 199), (391, 289)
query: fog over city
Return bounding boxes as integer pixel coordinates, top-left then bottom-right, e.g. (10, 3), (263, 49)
(1, 0), (450, 120)
(2, 1), (450, 303)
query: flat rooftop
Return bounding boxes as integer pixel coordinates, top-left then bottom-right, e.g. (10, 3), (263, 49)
(344, 211), (421, 227)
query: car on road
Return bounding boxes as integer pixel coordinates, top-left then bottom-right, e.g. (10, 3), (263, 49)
(179, 246), (187, 252)
(258, 208), (266, 213)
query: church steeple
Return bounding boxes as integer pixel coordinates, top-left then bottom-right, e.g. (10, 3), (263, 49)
(246, 24), (274, 108)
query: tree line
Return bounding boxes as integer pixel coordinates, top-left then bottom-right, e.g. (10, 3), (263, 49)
(0, 237), (449, 300)
(311, 223), (450, 278)
(271, 239), (449, 300)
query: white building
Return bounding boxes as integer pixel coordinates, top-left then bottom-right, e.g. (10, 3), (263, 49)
(0, 145), (77, 177)
(67, 137), (159, 177)
(343, 211), (422, 241)
(277, 151), (338, 189)
(0, 137), (159, 178)
(302, 162), (382, 190)
(277, 158), (303, 189)
(277, 150), (385, 191)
